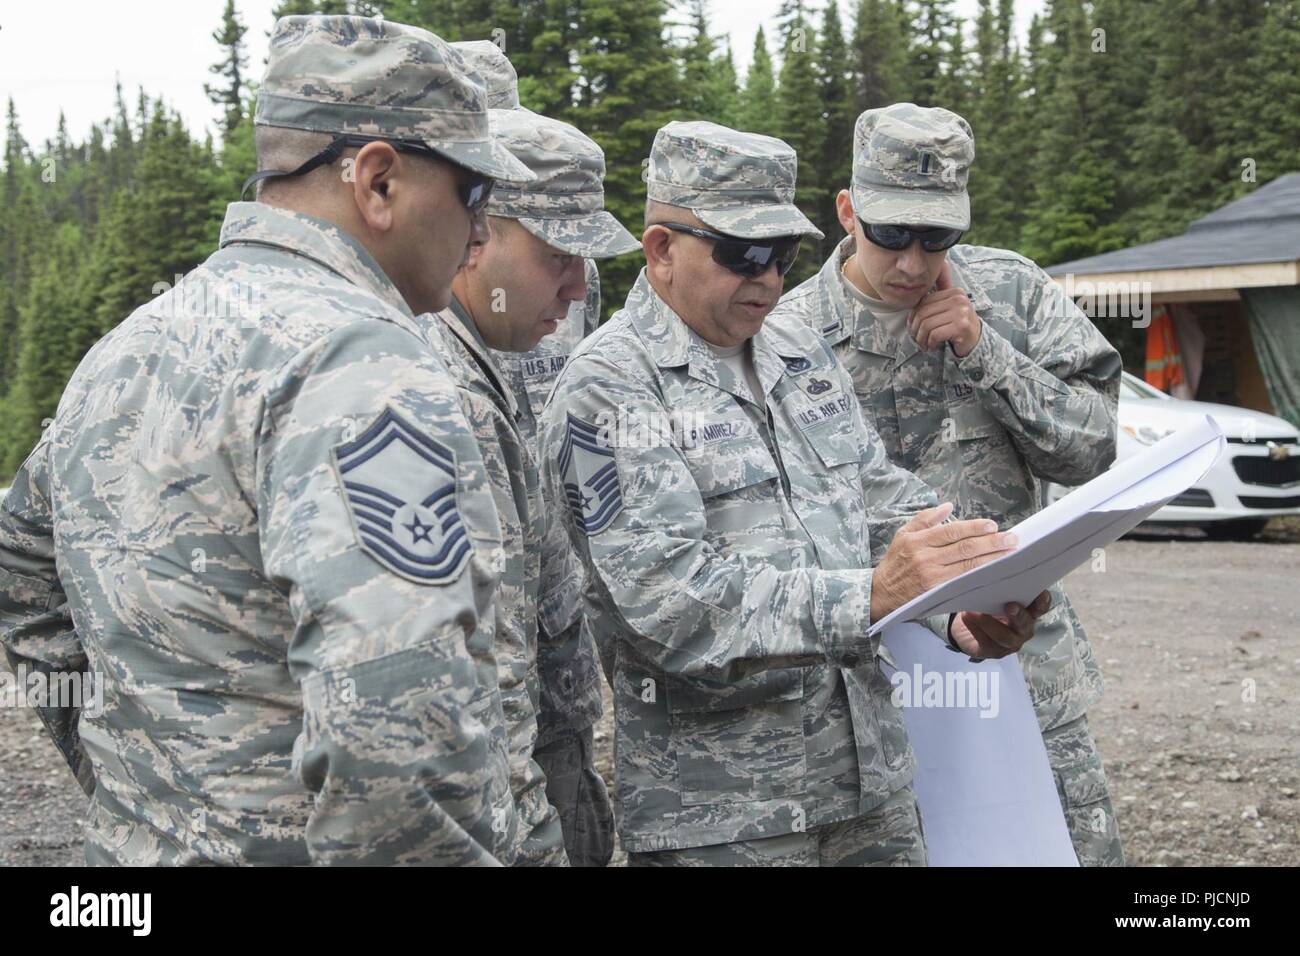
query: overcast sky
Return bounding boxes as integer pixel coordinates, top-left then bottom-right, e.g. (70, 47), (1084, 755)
(1, 0), (1044, 152)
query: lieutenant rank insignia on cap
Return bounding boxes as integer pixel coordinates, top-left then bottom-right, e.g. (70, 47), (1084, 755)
(332, 407), (472, 584)
(558, 413), (624, 535)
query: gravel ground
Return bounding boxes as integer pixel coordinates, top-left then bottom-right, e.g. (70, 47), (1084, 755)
(3, 518), (1297, 866)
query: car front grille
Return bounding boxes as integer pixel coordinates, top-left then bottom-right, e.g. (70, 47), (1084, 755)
(1238, 494), (1300, 509)
(1231, 455), (1300, 487)
(1171, 488), (1215, 507)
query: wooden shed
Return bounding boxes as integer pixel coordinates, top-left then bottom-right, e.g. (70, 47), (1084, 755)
(1047, 174), (1300, 426)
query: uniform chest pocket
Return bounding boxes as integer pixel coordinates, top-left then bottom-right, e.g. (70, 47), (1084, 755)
(681, 434), (779, 499)
(519, 353), (569, 420)
(791, 418), (867, 518)
(945, 397), (1033, 521)
(666, 669), (807, 806)
(804, 419), (863, 472)
(947, 397), (1003, 440)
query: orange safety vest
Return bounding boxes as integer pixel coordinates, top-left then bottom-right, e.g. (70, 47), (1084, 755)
(1145, 305), (1185, 392)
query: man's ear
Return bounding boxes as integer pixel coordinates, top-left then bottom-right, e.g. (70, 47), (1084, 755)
(351, 141), (401, 233)
(463, 239), (486, 271)
(642, 224), (673, 282)
(836, 189), (856, 236)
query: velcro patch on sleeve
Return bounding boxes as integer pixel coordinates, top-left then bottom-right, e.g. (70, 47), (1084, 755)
(331, 407), (473, 585)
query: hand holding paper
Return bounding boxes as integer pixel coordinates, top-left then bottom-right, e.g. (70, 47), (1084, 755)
(869, 415), (1226, 636)
(868, 502), (1017, 622)
(950, 589), (1053, 659)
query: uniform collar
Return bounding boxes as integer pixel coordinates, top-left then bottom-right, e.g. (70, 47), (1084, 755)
(218, 201), (413, 319)
(946, 251), (996, 313)
(437, 295), (519, 420)
(627, 268), (804, 406)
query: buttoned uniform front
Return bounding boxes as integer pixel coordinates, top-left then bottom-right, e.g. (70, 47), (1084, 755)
(777, 235), (1127, 864)
(0, 203), (519, 865)
(538, 270), (954, 854)
(428, 298), (571, 866)
(449, 97), (633, 865)
(492, 261), (604, 758)
(492, 262), (614, 867)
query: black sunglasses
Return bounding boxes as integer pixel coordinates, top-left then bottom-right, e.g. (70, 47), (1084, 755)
(858, 217), (964, 252)
(658, 222), (802, 279)
(242, 134), (495, 212)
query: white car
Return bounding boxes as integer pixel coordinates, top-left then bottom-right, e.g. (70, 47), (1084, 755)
(1045, 372), (1300, 538)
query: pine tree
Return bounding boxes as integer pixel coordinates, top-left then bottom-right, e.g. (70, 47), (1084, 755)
(1234, 0), (1300, 185)
(851, 0), (909, 111)
(0, 224), (86, 476)
(941, 7), (970, 117)
(679, 0), (725, 120)
(907, 0), (960, 107)
(737, 26), (778, 136)
(568, 0), (683, 312)
(1019, 0), (1123, 265)
(206, 0), (250, 140)
(1, 99), (40, 388)
(213, 89), (258, 224)
(271, 0), (338, 16)
(819, 0), (855, 245)
(964, 0), (1023, 250)
(80, 124), (110, 235)
(98, 105), (222, 335)
(515, 0), (581, 117)
(1122, 0), (1218, 243)
(106, 79), (136, 193)
(711, 45), (741, 127)
(773, 1), (827, 274)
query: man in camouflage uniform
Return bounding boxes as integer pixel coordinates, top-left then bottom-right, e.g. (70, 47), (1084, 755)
(0, 15), (537, 865)
(538, 120), (1051, 866)
(428, 106), (638, 865)
(453, 40), (605, 340)
(451, 40), (618, 867)
(773, 103), (1126, 865)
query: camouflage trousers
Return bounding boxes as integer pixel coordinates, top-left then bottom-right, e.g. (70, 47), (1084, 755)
(1044, 714), (1126, 866)
(534, 726), (615, 867)
(626, 785), (927, 867)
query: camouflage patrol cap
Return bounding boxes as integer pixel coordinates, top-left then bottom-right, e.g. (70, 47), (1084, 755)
(451, 40), (520, 109)
(488, 110), (639, 258)
(850, 103), (975, 230)
(643, 120), (823, 241)
(255, 15), (533, 183)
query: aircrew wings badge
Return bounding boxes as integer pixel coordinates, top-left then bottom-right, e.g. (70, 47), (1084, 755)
(558, 413), (623, 535)
(332, 407), (472, 585)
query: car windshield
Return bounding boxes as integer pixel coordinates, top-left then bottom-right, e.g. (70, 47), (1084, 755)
(1120, 372), (1171, 401)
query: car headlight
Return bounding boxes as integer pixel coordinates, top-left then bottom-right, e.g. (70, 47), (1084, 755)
(1122, 424), (1174, 445)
